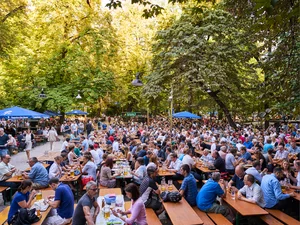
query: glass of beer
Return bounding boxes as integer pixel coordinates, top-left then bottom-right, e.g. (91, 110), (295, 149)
(162, 165), (166, 174)
(36, 208), (41, 217)
(36, 191), (42, 200)
(70, 169), (74, 177)
(104, 205), (110, 220)
(161, 184), (166, 191)
(168, 180), (173, 191)
(281, 185), (286, 192)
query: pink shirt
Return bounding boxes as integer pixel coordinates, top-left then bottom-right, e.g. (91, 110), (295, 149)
(125, 198), (147, 225)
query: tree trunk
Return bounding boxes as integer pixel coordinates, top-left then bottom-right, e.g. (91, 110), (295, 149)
(208, 91), (237, 129)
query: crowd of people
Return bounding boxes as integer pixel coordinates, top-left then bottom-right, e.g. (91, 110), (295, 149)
(0, 116), (299, 224)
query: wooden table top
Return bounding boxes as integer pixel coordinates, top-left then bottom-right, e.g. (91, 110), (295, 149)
(59, 174), (81, 182)
(195, 163), (219, 173)
(195, 149), (204, 155)
(25, 163), (50, 172)
(32, 190), (55, 225)
(284, 189), (300, 201)
(157, 168), (176, 176)
(222, 195), (268, 216)
(6, 175), (24, 183)
(158, 185), (203, 225)
(99, 188), (122, 196)
(38, 152), (61, 161)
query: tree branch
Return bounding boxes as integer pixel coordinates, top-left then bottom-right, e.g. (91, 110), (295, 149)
(1, 5), (26, 23)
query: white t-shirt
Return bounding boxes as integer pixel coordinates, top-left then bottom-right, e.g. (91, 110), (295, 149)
(49, 163), (62, 179)
(61, 141), (68, 151)
(90, 150), (101, 165)
(182, 154), (195, 169)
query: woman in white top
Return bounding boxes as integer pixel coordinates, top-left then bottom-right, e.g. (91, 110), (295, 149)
(49, 156), (63, 179)
(67, 144), (78, 166)
(7, 134), (17, 153)
(48, 127), (58, 151)
(25, 129), (34, 160)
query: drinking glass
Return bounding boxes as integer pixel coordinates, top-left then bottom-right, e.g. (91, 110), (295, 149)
(104, 205), (110, 220)
(36, 191), (42, 201)
(231, 190), (235, 200)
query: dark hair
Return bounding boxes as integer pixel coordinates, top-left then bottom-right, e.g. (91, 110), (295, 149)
(105, 157), (114, 169)
(84, 152), (92, 161)
(49, 177), (59, 185)
(246, 174), (255, 183)
(125, 183), (140, 201)
(30, 157), (38, 163)
(61, 152), (68, 158)
(102, 153), (108, 161)
(273, 167), (283, 174)
(18, 179), (32, 192)
(230, 148), (237, 155)
(143, 145), (147, 150)
(147, 166), (156, 176)
(181, 164), (190, 174)
(240, 146), (246, 152)
(89, 145), (94, 150)
(137, 157), (144, 165)
(278, 143), (285, 147)
(170, 153), (177, 158)
(66, 138), (70, 142)
(252, 160), (260, 168)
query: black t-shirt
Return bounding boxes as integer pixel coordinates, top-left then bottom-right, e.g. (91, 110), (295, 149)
(214, 156), (225, 172)
(0, 134), (9, 147)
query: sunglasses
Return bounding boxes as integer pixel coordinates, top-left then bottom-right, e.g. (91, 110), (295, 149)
(90, 188), (98, 191)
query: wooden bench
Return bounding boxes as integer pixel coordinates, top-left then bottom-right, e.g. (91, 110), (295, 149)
(0, 186), (9, 205)
(145, 208), (162, 224)
(125, 201), (162, 224)
(192, 207), (214, 225)
(207, 213), (231, 225)
(260, 215), (284, 225)
(0, 206), (10, 225)
(265, 209), (300, 225)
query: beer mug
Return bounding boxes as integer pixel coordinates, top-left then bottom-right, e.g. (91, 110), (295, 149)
(36, 204), (41, 217)
(168, 180), (173, 190)
(36, 191), (42, 200)
(70, 169), (74, 177)
(104, 205), (110, 219)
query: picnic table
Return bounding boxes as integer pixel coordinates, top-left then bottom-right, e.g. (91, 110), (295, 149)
(158, 184), (203, 225)
(32, 190), (55, 225)
(195, 163), (219, 173)
(157, 167), (175, 176)
(99, 188), (122, 196)
(6, 175), (25, 183)
(38, 152), (61, 162)
(284, 189), (300, 201)
(222, 193), (268, 225)
(25, 163), (50, 172)
(59, 173), (82, 201)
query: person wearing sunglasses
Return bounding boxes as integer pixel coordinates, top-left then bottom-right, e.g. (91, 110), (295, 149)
(72, 181), (100, 225)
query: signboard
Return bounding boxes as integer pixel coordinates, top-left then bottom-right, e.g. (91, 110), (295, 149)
(126, 112), (137, 117)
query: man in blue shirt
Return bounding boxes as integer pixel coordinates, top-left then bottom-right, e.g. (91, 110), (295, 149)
(44, 177), (74, 225)
(228, 165), (245, 191)
(261, 167), (295, 210)
(179, 164), (198, 206)
(240, 147), (251, 161)
(22, 157), (49, 189)
(263, 139), (274, 154)
(0, 128), (9, 156)
(80, 136), (89, 152)
(243, 137), (253, 149)
(196, 172), (233, 222)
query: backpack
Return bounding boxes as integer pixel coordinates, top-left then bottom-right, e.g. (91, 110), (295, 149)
(160, 191), (182, 203)
(11, 208), (40, 225)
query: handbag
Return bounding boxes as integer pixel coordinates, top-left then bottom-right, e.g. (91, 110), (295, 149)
(12, 208), (40, 225)
(82, 176), (94, 186)
(160, 191), (182, 202)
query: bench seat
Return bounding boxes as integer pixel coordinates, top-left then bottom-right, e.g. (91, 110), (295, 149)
(145, 208), (162, 225)
(0, 206), (10, 225)
(0, 186), (9, 205)
(178, 179), (199, 184)
(207, 213), (231, 225)
(192, 206), (214, 225)
(260, 214), (284, 225)
(265, 209), (300, 225)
